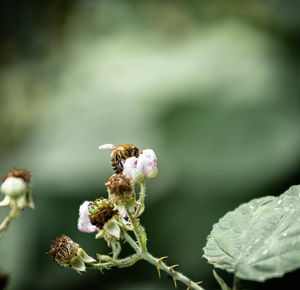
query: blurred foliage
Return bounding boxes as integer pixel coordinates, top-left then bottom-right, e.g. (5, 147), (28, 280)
(0, 0), (300, 289)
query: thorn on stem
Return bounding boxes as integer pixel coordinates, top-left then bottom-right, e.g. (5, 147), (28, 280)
(158, 256), (168, 264)
(195, 281), (203, 285)
(173, 278), (177, 288)
(157, 267), (161, 278)
(169, 264), (179, 272)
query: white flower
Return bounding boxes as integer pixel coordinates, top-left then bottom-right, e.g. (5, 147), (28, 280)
(123, 157), (138, 179)
(78, 201), (97, 233)
(123, 149), (158, 182)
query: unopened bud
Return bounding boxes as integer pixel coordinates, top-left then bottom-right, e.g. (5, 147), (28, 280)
(0, 168), (34, 209)
(123, 149), (158, 182)
(1, 168), (31, 199)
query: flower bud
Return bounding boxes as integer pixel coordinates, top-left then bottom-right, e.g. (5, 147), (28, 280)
(123, 149), (158, 182)
(1, 177), (26, 199)
(105, 174), (134, 202)
(0, 168), (34, 209)
(48, 234), (95, 272)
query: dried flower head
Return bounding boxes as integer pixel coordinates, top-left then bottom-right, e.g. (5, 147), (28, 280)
(2, 168), (31, 184)
(0, 270), (9, 290)
(49, 235), (79, 267)
(48, 234), (95, 272)
(105, 174), (134, 202)
(89, 198), (118, 229)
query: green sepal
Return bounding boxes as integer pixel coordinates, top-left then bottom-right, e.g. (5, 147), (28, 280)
(125, 197), (136, 214)
(95, 230), (105, 239)
(133, 172), (146, 183)
(148, 166), (158, 178)
(77, 248), (96, 263)
(104, 219), (120, 239)
(70, 256), (86, 272)
(117, 204), (126, 217)
(117, 195), (136, 215)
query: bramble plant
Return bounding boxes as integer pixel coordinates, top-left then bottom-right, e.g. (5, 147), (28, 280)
(48, 143), (300, 290)
(49, 144), (204, 290)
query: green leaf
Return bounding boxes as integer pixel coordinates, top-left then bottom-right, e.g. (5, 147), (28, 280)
(203, 185), (300, 282)
(213, 270), (231, 290)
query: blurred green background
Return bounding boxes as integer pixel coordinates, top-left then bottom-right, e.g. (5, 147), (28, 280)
(0, 0), (300, 289)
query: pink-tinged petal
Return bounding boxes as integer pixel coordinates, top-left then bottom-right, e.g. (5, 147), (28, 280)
(141, 149), (157, 164)
(123, 157), (138, 179)
(136, 149), (157, 177)
(78, 201), (97, 233)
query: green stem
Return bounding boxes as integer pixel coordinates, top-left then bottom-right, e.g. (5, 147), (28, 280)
(142, 252), (204, 290)
(126, 210), (147, 253)
(122, 213), (205, 290)
(133, 182), (146, 218)
(111, 240), (121, 259)
(0, 202), (18, 238)
(92, 183), (204, 289)
(122, 230), (141, 253)
(90, 253), (141, 270)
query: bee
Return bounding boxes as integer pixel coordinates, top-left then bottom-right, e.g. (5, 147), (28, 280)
(99, 144), (141, 173)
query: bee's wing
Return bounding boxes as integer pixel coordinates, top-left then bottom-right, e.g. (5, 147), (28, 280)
(98, 144), (119, 150)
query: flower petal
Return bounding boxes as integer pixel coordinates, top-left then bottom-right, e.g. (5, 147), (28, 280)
(78, 201), (97, 233)
(123, 157), (138, 179)
(136, 149), (157, 177)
